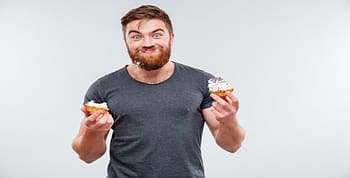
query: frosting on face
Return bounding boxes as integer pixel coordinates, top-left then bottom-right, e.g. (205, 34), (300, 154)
(208, 77), (233, 91)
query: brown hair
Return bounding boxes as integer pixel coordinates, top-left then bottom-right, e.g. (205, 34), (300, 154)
(121, 5), (173, 35)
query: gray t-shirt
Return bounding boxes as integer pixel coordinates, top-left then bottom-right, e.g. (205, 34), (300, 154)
(84, 62), (214, 178)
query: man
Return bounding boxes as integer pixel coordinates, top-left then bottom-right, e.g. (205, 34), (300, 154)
(72, 5), (245, 178)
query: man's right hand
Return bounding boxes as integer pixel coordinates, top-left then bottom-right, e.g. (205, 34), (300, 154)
(81, 107), (114, 133)
(72, 107), (114, 163)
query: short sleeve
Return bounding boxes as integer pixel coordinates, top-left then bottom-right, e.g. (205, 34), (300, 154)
(83, 79), (105, 104)
(200, 89), (213, 109)
(200, 73), (214, 109)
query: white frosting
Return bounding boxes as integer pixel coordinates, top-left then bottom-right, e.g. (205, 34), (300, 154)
(87, 100), (108, 108)
(208, 77), (232, 91)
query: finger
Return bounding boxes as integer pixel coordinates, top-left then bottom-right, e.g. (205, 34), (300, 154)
(226, 91), (234, 99)
(228, 92), (239, 103)
(212, 94), (234, 112)
(96, 113), (114, 128)
(212, 102), (228, 114)
(224, 94), (233, 104)
(105, 113), (114, 124)
(230, 94), (239, 110)
(210, 93), (227, 105)
(210, 106), (225, 120)
(85, 111), (103, 126)
(81, 106), (90, 117)
(213, 98), (238, 119)
(96, 113), (110, 125)
(104, 115), (114, 128)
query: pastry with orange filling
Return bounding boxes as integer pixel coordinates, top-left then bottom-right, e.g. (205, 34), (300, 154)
(84, 100), (109, 114)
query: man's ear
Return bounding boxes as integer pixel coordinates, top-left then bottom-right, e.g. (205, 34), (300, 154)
(170, 33), (174, 45)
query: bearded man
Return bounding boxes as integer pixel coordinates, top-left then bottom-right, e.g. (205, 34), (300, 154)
(72, 5), (245, 178)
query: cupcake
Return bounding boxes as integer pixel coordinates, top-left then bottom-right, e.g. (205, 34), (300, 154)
(208, 77), (234, 97)
(84, 100), (109, 114)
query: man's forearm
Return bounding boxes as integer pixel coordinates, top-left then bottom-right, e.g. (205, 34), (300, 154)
(72, 125), (108, 163)
(215, 117), (245, 153)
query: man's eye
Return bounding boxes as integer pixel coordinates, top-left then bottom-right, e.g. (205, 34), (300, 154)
(152, 33), (162, 38)
(131, 35), (141, 40)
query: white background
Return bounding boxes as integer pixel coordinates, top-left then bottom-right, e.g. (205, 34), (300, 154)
(1, 0), (350, 178)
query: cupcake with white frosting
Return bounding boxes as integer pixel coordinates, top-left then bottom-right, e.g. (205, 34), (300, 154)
(208, 77), (234, 97)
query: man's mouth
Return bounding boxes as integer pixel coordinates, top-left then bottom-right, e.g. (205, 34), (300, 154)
(139, 48), (160, 54)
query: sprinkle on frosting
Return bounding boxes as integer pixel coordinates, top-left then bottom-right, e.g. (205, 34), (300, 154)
(208, 77), (233, 91)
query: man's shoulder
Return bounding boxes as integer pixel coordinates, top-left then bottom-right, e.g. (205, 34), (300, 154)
(175, 62), (213, 78)
(97, 65), (127, 82)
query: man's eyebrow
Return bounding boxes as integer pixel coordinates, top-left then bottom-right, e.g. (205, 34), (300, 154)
(152, 28), (165, 33)
(127, 30), (140, 35)
(127, 28), (165, 36)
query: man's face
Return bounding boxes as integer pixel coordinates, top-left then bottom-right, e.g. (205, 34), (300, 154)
(124, 19), (174, 71)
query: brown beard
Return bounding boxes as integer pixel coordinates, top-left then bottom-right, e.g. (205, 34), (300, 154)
(127, 42), (171, 71)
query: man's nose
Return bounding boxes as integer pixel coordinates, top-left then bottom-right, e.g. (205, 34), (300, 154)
(142, 36), (154, 47)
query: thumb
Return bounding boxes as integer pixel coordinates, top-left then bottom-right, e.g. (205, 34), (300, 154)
(81, 106), (91, 117)
(84, 111), (103, 128)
